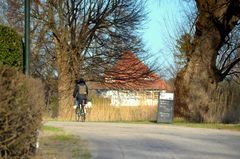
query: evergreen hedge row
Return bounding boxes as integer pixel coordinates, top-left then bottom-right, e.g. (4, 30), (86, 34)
(0, 25), (23, 69)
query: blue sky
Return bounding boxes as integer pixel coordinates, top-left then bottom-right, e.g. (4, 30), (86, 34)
(142, 0), (195, 70)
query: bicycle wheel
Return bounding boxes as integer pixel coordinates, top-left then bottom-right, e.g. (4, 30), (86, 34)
(80, 107), (86, 122)
(75, 106), (80, 122)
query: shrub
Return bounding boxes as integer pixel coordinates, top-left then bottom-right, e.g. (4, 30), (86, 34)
(0, 66), (44, 158)
(0, 25), (23, 69)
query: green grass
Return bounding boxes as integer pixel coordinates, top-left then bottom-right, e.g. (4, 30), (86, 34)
(53, 134), (75, 141)
(98, 118), (240, 131)
(35, 125), (91, 159)
(41, 125), (63, 132)
(41, 125), (74, 141)
(72, 147), (91, 159)
(172, 118), (240, 131)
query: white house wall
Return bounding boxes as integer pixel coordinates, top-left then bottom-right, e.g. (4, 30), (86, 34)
(99, 90), (159, 106)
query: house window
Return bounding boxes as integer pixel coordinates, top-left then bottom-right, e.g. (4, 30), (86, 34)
(105, 77), (115, 83)
(122, 90), (129, 94)
(153, 92), (159, 99)
(145, 91), (152, 98)
(144, 77), (153, 81)
(96, 89), (103, 96)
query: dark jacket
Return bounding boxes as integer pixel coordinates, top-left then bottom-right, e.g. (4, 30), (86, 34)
(73, 82), (88, 101)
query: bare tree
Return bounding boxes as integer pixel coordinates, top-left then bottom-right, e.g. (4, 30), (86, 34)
(30, 0), (148, 118)
(174, 0), (240, 122)
(0, 0), (24, 33)
(216, 25), (240, 81)
(1, 0), (156, 119)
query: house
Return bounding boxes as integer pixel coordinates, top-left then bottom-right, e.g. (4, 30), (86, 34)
(89, 52), (171, 106)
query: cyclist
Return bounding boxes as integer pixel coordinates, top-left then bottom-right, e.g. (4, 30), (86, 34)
(73, 78), (88, 113)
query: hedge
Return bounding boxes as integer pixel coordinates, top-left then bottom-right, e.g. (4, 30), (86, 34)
(0, 66), (44, 158)
(0, 25), (23, 69)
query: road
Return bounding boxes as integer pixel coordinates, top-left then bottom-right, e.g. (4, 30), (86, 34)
(46, 121), (240, 159)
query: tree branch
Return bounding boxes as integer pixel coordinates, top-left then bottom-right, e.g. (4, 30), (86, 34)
(221, 57), (240, 80)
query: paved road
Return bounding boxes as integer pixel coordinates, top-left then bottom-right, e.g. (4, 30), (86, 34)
(46, 121), (240, 159)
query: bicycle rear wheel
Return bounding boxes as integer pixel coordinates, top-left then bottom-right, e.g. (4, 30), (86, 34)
(80, 107), (86, 122)
(75, 106), (81, 122)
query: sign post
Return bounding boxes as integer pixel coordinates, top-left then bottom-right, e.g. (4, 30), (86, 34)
(157, 92), (174, 123)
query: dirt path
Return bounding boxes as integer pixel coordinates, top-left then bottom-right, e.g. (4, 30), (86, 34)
(46, 121), (240, 159)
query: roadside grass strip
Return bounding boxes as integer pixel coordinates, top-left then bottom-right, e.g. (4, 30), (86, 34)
(95, 118), (240, 131)
(33, 125), (91, 159)
(173, 118), (240, 131)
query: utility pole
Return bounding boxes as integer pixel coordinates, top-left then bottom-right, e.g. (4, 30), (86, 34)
(24, 0), (30, 76)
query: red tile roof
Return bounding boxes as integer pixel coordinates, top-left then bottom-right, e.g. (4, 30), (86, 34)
(90, 52), (172, 91)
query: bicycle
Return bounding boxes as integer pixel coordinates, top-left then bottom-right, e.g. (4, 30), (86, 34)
(75, 100), (86, 122)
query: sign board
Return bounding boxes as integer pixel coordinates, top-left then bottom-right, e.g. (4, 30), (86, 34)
(157, 92), (174, 123)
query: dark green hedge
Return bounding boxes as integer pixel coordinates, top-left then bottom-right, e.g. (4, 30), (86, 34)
(0, 25), (23, 69)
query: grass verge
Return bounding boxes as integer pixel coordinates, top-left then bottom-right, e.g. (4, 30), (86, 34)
(97, 118), (240, 131)
(33, 125), (91, 159)
(172, 118), (240, 131)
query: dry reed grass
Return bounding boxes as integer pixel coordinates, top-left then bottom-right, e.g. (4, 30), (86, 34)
(85, 96), (157, 122)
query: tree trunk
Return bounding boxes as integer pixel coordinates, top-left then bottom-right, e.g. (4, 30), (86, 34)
(175, 26), (222, 122)
(175, 0), (240, 122)
(56, 48), (75, 120)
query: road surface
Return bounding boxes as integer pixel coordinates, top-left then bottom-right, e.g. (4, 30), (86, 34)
(46, 121), (240, 159)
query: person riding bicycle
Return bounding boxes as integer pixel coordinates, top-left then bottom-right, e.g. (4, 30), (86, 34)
(73, 78), (88, 111)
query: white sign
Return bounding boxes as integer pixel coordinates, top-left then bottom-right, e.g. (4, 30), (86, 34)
(160, 92), (174, 100)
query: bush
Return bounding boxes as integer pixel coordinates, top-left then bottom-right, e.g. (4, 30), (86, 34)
(0, 66), (44, 158)
(0, 25), (23, 69)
